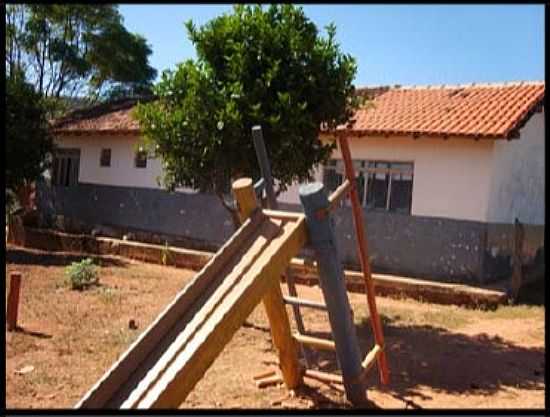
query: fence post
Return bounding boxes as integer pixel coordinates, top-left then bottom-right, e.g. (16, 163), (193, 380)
(299, 182), (367, 405)
(7, 271), (22, 331)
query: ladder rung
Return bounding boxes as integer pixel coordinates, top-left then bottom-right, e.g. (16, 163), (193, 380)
(293, 333), (336, 351)
(352, 344), (383, 384)
(283, 295), (327, 311)
(303, 369), (343, 385)
(362, 344), (382, 370)
(328, 179), (352, 208)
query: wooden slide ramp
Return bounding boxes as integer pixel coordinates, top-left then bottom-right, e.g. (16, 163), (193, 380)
(76, 208), (307, 409)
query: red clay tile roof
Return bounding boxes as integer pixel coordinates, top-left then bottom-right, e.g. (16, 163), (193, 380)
(50, 97), (153, 135)
(342, 82), (544, 139)
(52, 82), (544, 140)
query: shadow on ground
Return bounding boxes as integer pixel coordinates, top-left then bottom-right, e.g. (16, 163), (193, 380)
(307, 314), (544, 405)
(517, 278), (545, 306)
(6, 247), (128, 268)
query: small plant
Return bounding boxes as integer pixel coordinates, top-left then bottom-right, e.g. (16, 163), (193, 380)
(65, 258), (99, 290)
(161, 241), (172, 266)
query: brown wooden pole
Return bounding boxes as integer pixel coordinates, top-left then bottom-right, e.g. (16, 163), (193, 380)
(337, 135), (390, 385)
(232, 178), (303, 389)
(7, 271), (22, 331)
(510, 218), (524, 302)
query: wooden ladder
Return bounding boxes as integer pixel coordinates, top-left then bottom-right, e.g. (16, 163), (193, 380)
(251, 127), (389, 400)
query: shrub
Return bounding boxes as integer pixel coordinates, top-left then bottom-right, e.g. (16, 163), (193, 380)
(65, 258), (99, 290)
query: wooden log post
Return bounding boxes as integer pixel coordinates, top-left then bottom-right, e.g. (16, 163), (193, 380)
(510, 218), (525, 302)
(7, 271), (22, 331)
(231, 178), (303, 389)
(299, 182), (367, 406)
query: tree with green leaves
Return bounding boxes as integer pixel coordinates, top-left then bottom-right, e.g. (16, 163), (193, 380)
(5, 4), (156, 110)
(135, 4), (358, 226)
(6, 69), (54, 213)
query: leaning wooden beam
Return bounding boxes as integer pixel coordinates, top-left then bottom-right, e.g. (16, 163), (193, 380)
(134, 216), (308, 408)
(299, 181), (367, 406)
(233, 178), (303, 390)
(120, 217), (283, 408)
(76, 211), (266, 408)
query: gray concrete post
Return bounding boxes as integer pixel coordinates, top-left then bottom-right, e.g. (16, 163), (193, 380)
(299, 182), (367, 405)
(251, 126), (277, 210)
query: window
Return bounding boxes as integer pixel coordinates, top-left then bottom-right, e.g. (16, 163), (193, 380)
(52, 148), (80, 187)
(323, 159), (414, 214)
(135, 150), (147, 168)
(100, 148), (111, 167)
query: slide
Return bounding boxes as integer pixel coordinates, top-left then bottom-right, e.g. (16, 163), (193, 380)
(76, 208), (307, 409)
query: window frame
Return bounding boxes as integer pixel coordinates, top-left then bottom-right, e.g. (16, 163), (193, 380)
(323, 158), (414, 214)
(51, 148), (80, 187)
(134, 150), (147, 169)
(100, 148), (111, 167)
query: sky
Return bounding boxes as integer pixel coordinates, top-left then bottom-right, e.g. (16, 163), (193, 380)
(119, 4), (544, 87)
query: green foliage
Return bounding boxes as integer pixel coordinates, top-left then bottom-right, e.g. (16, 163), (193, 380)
(5, 4), (156, 102)
(65, 258), (99, 290)
(6, 69), (54, 204)
(135, 5), (358, 210)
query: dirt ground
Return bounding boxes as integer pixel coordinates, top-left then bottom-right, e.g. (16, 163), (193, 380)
(5, 244), (545, 409)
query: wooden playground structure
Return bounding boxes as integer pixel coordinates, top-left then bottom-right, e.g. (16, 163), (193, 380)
(76, 130), (389, 409)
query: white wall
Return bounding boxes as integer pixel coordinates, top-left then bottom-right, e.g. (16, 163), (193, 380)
(279, 135), (495, 222)
(56, 134), (164, 188)
(486, 110), (545, 225)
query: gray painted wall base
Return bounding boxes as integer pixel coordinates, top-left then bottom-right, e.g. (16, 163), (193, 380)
(36, 181), (544, 285)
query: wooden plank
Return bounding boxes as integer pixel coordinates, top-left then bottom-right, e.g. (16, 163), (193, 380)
(76, 211), (266, 408)
(135, 216), (308, 408)
(120, 218), (283, 408)
(293, 333), (336, 351)
(256, 374), (283, 388)
(253, 369), (276, 380)
(283, 295), (327, 311)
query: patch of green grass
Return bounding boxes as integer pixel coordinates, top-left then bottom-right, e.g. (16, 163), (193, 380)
(96, 286), (119, 304)
(362, 306), (472, 331)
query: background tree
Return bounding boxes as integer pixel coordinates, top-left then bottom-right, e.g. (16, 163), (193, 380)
(6, 69), (54, 213)
(135, 4), (358, 226)
(5, 4), (157, 114)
